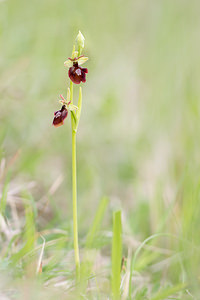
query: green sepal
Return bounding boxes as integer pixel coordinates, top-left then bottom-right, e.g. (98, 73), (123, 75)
(64, 59), (73, 68)
(77, 56), (88, 65)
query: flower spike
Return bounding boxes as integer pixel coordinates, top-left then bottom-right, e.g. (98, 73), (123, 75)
(52, 31), (89, 278)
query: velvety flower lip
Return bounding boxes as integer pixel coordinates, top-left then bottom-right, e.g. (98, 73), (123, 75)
(68, 62), (88, 84)
(52, 105), (68, 127)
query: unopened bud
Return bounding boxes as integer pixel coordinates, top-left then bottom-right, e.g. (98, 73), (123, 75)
(76, 31), (85, 55)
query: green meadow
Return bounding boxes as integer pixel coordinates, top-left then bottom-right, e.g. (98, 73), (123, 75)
(0, 0), (200, 298)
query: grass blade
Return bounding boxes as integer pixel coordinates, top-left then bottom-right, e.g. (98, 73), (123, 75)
(86, 196), (109, 248)
(0, 172), (10, 215)
(36, 235), (45, 274)
(150, 282), (187, 300)
(111, 210), (122, 299)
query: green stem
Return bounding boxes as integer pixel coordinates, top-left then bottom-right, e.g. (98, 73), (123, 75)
(72, 129), (80, 279)
(70, 80), (80, 280)
(70, 80), (73, 103)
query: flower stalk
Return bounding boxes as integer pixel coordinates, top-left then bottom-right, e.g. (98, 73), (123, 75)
(71, 121), (80, 278)
(52, 31), (88, 281)
(70, 83), (82, 280)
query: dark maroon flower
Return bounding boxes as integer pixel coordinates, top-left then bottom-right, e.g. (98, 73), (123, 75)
(68, 62), (88, 84)
(52, 105), (68, 127)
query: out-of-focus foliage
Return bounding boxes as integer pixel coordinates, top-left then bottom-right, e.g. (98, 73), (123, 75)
(0, 0), (200, 298)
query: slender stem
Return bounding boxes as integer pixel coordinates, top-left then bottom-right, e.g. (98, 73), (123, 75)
(70, 80), (73, 104)
(70, 80), (80, 280)
(72, 129), (80, 279)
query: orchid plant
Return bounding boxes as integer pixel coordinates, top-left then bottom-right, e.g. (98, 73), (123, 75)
(52, 31), (88, 280)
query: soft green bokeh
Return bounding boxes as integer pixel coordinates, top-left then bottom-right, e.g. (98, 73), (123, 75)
(0, 0), (200, 298)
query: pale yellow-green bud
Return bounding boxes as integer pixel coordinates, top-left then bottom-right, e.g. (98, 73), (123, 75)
(76, 31), (85, 55)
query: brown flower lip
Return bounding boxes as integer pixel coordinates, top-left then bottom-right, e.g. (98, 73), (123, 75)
(52, 105), (68, 127)
(68, 62), (88, 84)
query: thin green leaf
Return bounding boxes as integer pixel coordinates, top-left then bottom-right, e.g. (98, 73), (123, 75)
(86, 196), (109, 248)
(112, 210), (122, 300)
(10, 192), (36, 265)
(71, 111), (77, 127)
(75, 87), (82, 130)
(0, 172), (10, 215)
(128, 232), (189, 298)
(150, 282), (187, 300)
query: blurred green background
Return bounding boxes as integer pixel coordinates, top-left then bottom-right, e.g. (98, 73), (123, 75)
(1, 0), (200, 298)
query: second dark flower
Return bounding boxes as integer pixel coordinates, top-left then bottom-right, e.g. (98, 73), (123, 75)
(52, 105), (68, 127)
